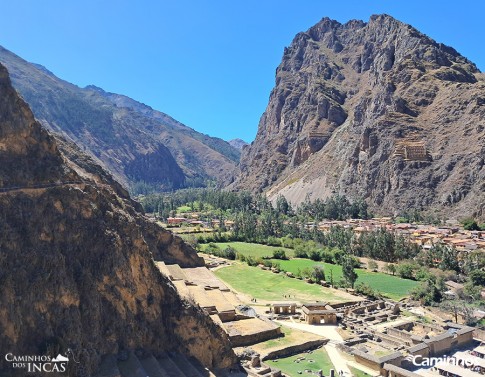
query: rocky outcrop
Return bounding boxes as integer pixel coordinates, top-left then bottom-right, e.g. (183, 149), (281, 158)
(228, 138), (249, 150)
(0, 46), (240, 191)
(0, 63), (236, 376)
(233, 15), (485, 219)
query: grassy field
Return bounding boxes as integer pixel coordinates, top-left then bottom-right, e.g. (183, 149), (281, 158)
(275, 259), (418, 301)
(255, 326), (297, 351)
(214, 263), (353, 302)
(349, 367), (372, 377)
(200, 241), (295, 257)
(208, 241), (418, 300)
(251, 326), (321, 356)
(266, 348), (333, 377)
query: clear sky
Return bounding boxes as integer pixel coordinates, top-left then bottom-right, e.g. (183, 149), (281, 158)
(1, 1), (483, 143)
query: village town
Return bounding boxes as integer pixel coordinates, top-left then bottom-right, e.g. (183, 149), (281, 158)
(164, 215), (485, 255)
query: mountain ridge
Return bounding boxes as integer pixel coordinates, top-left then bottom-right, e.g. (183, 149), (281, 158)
(0, 46), (240, 191)
(228, 138), (249, 150)
(232, 14), (485, 219)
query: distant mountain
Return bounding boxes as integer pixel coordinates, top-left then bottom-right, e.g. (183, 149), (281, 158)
(0, 46), (240, 191)
(228, 138), (249, 150)
(232, 15), (485, 219)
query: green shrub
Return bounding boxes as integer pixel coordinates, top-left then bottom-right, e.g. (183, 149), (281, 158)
(223, 246), (237, 260)
(246, 256), (258, 267)
(397, 262), (416, 280)
(355, 282), (381, 299)
(272, 249), (288, 260)
(309, 250), (322, 261)
(321, 249), (335, 264)
(266, 236), (282, 247)
(262, 260), (273, 268)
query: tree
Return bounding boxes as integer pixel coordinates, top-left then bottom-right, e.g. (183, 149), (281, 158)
(276, 195), (292, 216)
(463, 282), (482, 301)
(462, 251), (485, 274)
(396, 262), (416, 280)
(437, 245), (459, 272)
(463, 218), (481, 231)
(223, 246), (237, 260)
(355, 282), (380, 299)
(469, 270), (485, 286)
(367, 260), (378, 272)
(205, 243), (221, 254)
(342, 255), (358, 288)
(410, 278), (443, 305)
(309, 249), (322, 261)
(384, 263), (397, 276)
(311, 266), (326, 283)
(441, 299), (477, 325)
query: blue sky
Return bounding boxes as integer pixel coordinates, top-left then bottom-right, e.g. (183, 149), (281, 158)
(1, 1), (484, 142)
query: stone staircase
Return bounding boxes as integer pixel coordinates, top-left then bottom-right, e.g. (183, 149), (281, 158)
(96, 351), (216, 377)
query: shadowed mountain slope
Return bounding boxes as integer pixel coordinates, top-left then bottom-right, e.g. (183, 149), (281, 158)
(0, 62), (236, 376)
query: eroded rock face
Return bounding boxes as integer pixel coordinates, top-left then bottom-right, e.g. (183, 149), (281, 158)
(0, 63), (236, 375)
(233, 14), (485, 219)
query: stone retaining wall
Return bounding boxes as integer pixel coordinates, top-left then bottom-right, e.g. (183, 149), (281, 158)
(261, 339), (327, 361)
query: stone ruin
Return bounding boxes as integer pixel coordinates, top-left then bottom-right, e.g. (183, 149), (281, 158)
(393, 140), (431, 162)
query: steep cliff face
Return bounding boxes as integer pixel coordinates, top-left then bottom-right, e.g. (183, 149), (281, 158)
(0, 63), (236, 375)
(0, 46), (239, 191)
(234, 15), (485, 219)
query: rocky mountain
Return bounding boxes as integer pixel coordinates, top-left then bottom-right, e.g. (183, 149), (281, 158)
(0, 63), (236, 375)
(233, 14), (485, 219)
(228, 138), (249, 150)
(0, 46), (240, 192)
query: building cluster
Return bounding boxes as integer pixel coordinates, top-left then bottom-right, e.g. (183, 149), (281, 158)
(269, 298), (485, 377)
(166, 216), (235, 229)
(346, 319), (477, 377)
(317, 218), (485, 253)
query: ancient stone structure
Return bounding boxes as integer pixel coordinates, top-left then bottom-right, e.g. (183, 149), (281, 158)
(393, 141), (431, 162)
(272, 302), (297, 315)
(302, 303), (337, 325)
(344, 319), (475, 377)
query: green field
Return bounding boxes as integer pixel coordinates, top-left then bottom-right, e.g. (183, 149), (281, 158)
(200, 241), (294, 258)
(266, 348), (333, 377)
(274, 259), (418, 301)
(350, 367), (372, 377)
(252, 326), (321, 354)
(206, 242), (418, 300)
(214, 263), (353, 302)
